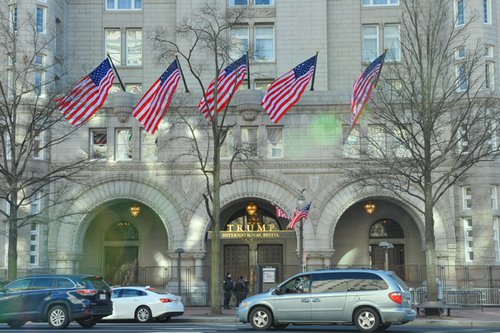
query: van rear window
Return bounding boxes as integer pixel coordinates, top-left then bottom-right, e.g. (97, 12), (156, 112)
(388, 272), (408, 290)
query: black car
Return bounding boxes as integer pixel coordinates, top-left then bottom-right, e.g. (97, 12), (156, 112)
(0, 274), (113, 329)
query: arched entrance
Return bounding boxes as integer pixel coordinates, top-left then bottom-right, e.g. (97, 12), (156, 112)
(369, 218), (405, 278)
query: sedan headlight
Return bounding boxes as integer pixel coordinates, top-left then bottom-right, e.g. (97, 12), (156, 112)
(240, 301), (248, 309)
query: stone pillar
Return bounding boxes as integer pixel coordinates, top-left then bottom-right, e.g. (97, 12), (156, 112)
(54, 253), (82, 274)
(305, 250), (335, 269)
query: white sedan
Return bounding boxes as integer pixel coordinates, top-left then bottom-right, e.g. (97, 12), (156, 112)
(104, 286), (184, 323)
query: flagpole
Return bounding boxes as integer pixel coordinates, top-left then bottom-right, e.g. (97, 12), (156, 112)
(106, 54), (125, 92)
(176, 55), (190, 93)
(246, 51), (251, 89)
(310, 51), (319, 91)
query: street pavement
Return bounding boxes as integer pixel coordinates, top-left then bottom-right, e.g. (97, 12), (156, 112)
(175, 306), (500, 327)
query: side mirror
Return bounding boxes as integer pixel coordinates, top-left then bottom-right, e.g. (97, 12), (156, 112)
(274, 288), (282, 295)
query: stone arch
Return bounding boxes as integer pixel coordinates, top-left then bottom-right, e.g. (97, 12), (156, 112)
(48, 174), (186, 264)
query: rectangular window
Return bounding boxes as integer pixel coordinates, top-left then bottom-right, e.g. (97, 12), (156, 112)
(485, 45), (494, 58)
(33, 130), (44, 160)
(456, 46), (466, 60)
(230, 27), (249, 61)
(455, 0), (465, 26)
(3, 132), (12, 160)
(485, 62), (494, 90)
(393, 125), (411, 158)
(221, 128), (234, 159)
(362, 0), (399, 6)
(125, 83), (142, 94)
(456, 63), (468, 92)
(488, 122), (498, 151)
(384, 24), (400, 62)
(90, 129), (107, 160)
(462, 186), (472, 210)
(362, 25), (379, 63)
(255, 26), (275, 62)
(463, 217), (473, 262)
(36, 6), (46, 33)
(343, 126), (360, 158)
(491, 186), (498, 209)
(494, 217), (500, 262)
(105, 29), (121, 66)
(484, 0), (492, 24)
(255, 0), (273, 5)
(30, 223), (39, 265)
(115, 128), (133, 161)
(106, 0), (142, 10)
(368, 124), (386, 157)
(458, 124), (469, 154)
(7, 70), (13, 97)
(140, 129), (157, 161)
(254, 80), (273, 91)
(241, 126), (258, 157)
(34, 71), (45, 97)
(229, 0), (248, 6)
(266, 126), (284, 158)
(31, 192), (41, 215)
(9, 5), (17, 32)
(126, 29), (142, 66)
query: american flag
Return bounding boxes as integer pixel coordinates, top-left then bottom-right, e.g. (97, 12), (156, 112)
(198, 55), (247, 119)
(286, 202), (311, 230)
(275, 205), (291, 221)
(132, 60), (181, 134)
(261, 56), (316, 124)
(55, 59), (115, 126)
(350, 52), (386, 127)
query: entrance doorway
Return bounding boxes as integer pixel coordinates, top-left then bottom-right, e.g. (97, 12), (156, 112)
(369, 219), (405, 279)
(224, 245), (249, 280)
(104, 246), (138, 285)
(370, 244), (405, 278)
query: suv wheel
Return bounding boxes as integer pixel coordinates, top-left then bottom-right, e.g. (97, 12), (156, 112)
(76, 317), (100, 328)
(135, 306), (152, 323)
(250, 307), (273, 330)
(48, 305), (70, 329)
(7, 320), (25, 328)
(354, 307), (380, 332)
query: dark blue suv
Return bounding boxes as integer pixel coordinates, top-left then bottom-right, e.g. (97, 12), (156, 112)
(0, 274), (113, 329)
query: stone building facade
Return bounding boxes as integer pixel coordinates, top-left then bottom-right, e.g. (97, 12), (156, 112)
(1, 0), (500, 294)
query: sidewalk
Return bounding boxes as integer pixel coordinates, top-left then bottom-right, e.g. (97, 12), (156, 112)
(175, 307), (500, 327)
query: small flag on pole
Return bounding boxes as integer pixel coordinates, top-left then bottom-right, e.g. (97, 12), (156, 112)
(198, 55), (247, 119)
(275, 205), (291, 221)
(55, 59), (115, 126)
(261, 55), (316, 124)
(350, 51), (386, 127)
(286, 202), (311, 230)
(132, 60), (181, 134)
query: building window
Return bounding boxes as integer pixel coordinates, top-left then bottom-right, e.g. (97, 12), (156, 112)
(106, 0), (142, 10)
(455, 0), (465, 26)
(343, 125), (360, 158)
(115, 128), (132, 161)
(140, 129), (157, 161)
(362, 25), (379, 63)
(125, 83), (142, 94)
(458, 124), (469, 154)
(487, 122), (498, 152)
(462, 186), (472, 210)
(126, 29), (142, 66)
(241, 126), (258, 157)
(368, 124), (386, 157)
(384, 24), (400, 62)
(254, 80), (272, 91)
(34, 70), (45, 97)
(7, 70), (13, 97)
(255, 0), (273, 5)
(485, 62), (494, 90)
(36, 6), (46, 33)
(90, 129), (107, 159)
(266, 126), (283, 158)
(30, 223), (39, 265)
(33, 130), (44, 160)
(485, 45), (494, 58)
(221, 128), (234, 159)
(494, 217), (500, 262)
(230, 26), (249, 61)
(254, 26), (275, 62)
(456, 63), (468, 92)
(3, 132), (12, 160)
(229, 0), (247, 6)
(484, 0), (492, 24)
(105, 29), (121, 66)
(362, 0), (399, 6)
(463, 217), (473, 262)
(9, 5), (17, 32)
(31, 192), (41, 215)
(491, 186), (498, 209)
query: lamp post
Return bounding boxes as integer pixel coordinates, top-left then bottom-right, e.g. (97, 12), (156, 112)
(378, 241), (394, 271)
(296, 191), (306, 272)
(175, 248), (185, 296)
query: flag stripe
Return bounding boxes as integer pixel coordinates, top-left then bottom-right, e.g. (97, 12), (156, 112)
(286, 203), (311, 230)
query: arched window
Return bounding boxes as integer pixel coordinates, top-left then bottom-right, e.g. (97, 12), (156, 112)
(105, 222), (139, 241)
(369, 219), (404, 238)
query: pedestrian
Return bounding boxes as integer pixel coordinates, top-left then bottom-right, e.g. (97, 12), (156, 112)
(222, 272), (234, 309)
(234, 275), (248, 307)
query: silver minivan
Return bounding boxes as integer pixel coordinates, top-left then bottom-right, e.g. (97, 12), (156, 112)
(236, 269), (416, 332)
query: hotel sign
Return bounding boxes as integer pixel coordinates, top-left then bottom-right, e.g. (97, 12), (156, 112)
(208, 224), (294, 239)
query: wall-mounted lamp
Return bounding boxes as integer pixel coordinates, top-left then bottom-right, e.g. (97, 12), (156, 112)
(364, 201), (376, 215)
(129, 203), (141, 218)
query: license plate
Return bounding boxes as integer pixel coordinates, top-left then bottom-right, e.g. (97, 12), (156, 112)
(99, 294), (107, 300)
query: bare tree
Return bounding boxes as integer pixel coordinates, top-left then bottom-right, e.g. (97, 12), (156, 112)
(0, 2), (91, 280)
(150, 1), (252, 314)
(342, 0), (500, 312)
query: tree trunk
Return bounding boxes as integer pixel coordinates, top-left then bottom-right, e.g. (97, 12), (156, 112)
(210, 140), (222, 314)
(7, 198), (18, 281)
(424, 170), (439, 315)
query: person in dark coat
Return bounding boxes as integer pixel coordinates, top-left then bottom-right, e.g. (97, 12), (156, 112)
(222, 273), (234, 309)
(234, 275), (248, 307)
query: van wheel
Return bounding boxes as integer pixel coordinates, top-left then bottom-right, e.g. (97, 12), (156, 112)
(354, 307), (380, 332)
(48, 305), (70, 329)
(135, 306), (152, 323)
(7, 320), (25, 328)
(250, 307), (273, 330)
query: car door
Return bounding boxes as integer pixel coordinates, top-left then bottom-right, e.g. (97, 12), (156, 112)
(0, 278), (31, 319)
(273, 274), (311, 323)
(112, 288), (143, 319)
(24, 277), (54, 317)
(309, 272), (348, 322)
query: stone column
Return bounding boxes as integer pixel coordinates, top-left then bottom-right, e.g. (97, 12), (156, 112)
(53, 253), (83, 274)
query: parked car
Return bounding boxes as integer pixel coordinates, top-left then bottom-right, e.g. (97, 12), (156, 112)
(236, 269), (416, 332)
(103, 286), (184, 323)
(0, 274), (112, 329)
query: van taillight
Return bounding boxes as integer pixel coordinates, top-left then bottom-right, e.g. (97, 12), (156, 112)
(75, 289), (98, 296)
(389, 292), (403, 304)
(159, 298), (173, 303)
